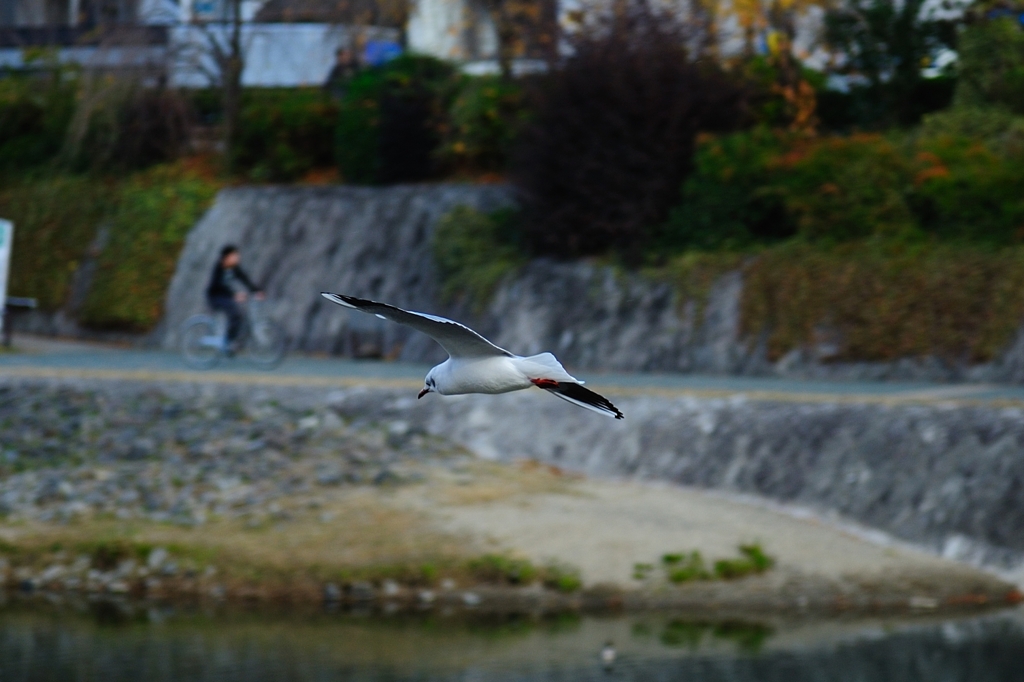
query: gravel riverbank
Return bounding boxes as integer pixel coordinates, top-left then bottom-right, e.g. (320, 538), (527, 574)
(0, 377), (1017, 616)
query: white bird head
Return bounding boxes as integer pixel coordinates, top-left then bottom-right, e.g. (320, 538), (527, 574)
(418, 369), (437, 399)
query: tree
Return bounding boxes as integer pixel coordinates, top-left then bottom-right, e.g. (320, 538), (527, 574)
(511, 0), (748, 261)
(955, 9), (1024, 113)
(178, 0), (246, 165)
(823, 0), (959, 126)
(478, 0), (557, 79)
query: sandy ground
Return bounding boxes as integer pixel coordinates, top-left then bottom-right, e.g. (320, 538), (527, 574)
(392, 460), (1000, 591)
(1, 456), (1012, 611)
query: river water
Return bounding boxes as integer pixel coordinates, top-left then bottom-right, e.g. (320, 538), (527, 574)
(0, 601), (1021, 681)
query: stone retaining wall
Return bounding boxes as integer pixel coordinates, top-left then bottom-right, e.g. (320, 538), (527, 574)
(157, 184), (1024, 381)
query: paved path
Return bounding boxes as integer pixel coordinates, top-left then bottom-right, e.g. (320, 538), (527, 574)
(4, 335), (1024, 407)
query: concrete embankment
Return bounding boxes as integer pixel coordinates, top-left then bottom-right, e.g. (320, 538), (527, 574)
(156, 184), (1024, 381)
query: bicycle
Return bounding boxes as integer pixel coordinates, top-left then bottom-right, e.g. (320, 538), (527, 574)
(180, 299), (286, 370)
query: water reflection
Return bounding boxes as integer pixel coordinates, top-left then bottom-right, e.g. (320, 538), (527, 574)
(0, 599), (1020, 681)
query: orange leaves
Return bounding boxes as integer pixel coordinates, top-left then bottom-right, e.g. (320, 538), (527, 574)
(914, 165), (950, 184)
(913, 150), (950, 185)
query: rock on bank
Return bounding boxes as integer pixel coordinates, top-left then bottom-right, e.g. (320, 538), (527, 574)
(160, 184), (511, 361)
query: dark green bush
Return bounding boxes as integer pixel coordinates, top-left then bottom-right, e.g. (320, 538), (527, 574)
(661, 128), (792, 252)
(1, 161), (219, 327)
(1, 66), (190, 174)
(919, 106), (1024, 150)
(665, 131), (921, 250)
(816, 78), (956, 132)
(766, 133), (918, 243)
(664, 123), (1024, 261)
(80, 161), (220, 330)
(912, 135), (1024, 243)
(335, 70), (383, 184)
(234, 88), (338, 181)
(0, 68), (77, 172)
(72, 84), (192, 172)
(0, 175), (112, 310)
(439, 75), (526, 173)
(336, 55), (456, 184)
(955, 15), (1024, 114)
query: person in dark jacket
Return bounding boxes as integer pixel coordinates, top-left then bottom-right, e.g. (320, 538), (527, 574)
(206, 245), (263, 352)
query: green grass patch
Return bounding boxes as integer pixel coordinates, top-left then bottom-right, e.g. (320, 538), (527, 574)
(0, 175), (113, 309)
(432, 205), (525, 310)
(712, 544), (775, 580)
(666, 551), (712, 584)
(0, 160), (220, 330)
(742, 241), (1024, 362)
(541, 562), (583, 593)
(644, 251), (744, 321)
(78, 161), (221, 330)
(466, 553), (538, 585)
(645, 544), (775, 585)
(465, 554), (582, 592)
(632, 562), (655, 580)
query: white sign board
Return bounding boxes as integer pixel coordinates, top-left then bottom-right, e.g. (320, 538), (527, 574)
(0, 219), (11, 337)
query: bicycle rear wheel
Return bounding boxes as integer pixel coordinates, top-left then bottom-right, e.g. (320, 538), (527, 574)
(245, 318), (286, 369)
(181, 317), (222, 370)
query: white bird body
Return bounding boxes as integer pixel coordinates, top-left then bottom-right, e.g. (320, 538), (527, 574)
(431, 354), (579, 396)
(432, 356), (527, 395)
(320, 293), (623, 419)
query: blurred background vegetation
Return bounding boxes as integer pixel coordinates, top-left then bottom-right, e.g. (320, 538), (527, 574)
(1, 0), (1024, 364)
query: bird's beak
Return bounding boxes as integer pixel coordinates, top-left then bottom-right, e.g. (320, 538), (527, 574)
(418, 388), (430, 399)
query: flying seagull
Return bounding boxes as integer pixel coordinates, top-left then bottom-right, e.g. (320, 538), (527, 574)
(321, 293), (624, 419)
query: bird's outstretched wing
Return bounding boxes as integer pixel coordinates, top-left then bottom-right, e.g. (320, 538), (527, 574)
(321, 293), (513, 359)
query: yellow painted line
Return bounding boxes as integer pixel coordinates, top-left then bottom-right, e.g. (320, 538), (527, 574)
(3, 365), (1024, 409)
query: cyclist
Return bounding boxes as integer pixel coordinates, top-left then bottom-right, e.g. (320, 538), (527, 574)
(206, 245), (263, 354)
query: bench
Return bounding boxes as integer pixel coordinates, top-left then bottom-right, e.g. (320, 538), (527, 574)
(3, 296), (37, 347)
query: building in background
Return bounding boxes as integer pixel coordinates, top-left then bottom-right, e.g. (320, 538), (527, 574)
(0, 0), (400, 85)
(407, 0), (555, 74)
(0, 0), (564, 81)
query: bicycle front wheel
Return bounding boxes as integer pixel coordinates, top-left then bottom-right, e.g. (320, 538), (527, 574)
(181, 317), (222, 370)
(245, 319), (286, 369)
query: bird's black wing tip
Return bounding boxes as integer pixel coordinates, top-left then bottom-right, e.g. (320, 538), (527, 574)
(554, 382), (624, 420)
(321, 292), (372, 309)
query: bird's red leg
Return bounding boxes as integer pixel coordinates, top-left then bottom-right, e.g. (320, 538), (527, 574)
(530, 378), (559, 389)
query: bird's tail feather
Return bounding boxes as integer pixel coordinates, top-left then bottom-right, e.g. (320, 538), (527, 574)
(542, 382), (624, 420)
